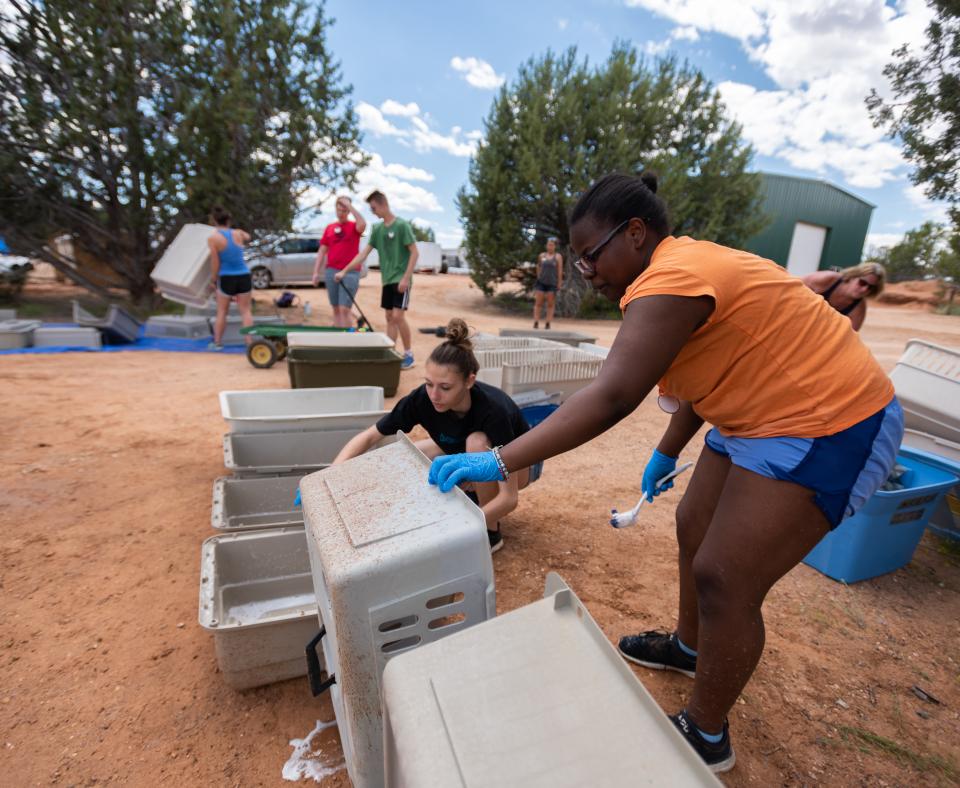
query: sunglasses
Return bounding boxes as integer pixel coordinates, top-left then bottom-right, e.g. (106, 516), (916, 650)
(574, 219), (632, 277)
(856, 277), (878, 293)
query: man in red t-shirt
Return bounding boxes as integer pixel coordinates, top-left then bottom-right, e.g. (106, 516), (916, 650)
(313, 196), (367, 327)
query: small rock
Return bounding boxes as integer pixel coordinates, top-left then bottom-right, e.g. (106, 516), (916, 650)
(177, 622), (185, 629)
(836, 699), (849, 709)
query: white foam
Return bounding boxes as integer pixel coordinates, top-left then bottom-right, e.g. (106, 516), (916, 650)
(282, 719), (345, 782)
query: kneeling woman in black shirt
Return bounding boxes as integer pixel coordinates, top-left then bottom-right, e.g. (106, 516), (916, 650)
(333, 318), (531, 553)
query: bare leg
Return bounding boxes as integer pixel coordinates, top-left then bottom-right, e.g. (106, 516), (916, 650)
(545, 291), (556, 326)
(213, 290), (232, 345)
(384, 310), (398, 344)
(393, 308), (412, 352)
(685, 467), (830, 732)
(674, 445), (731, 648)
(533, 291), (543, 326)
(414, 437), (443, 459)
(235, 291), (254, 345)
(465, 432), (529, 528)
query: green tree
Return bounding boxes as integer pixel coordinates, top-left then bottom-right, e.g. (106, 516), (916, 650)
(0, 0), (364, 303)
(411, 222), (436, 243)
(867, 1), (959, 210)
(871, 221), (957, 282)
(458, 44), (764, 302)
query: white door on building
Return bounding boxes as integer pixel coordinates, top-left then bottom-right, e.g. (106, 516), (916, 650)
(786, 221), (828, 276)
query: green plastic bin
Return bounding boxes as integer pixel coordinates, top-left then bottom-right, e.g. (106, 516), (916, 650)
(287, 346), (403, 396)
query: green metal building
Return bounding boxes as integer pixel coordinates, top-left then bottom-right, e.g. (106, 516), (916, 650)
(743, 173), (875, 275)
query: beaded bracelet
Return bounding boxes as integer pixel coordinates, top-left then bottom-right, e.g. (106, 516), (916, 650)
(491, 445), (510, 480)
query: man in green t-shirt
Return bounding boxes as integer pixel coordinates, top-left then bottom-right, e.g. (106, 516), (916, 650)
(337, 190), (419, 369)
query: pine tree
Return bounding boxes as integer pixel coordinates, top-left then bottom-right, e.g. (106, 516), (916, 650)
(458, 44), (765, 303)
(867, 1), (960, 208)
(0, 0), (365, 303)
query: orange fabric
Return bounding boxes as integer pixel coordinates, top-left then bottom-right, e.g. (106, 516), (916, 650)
(619, 236), (894, 438)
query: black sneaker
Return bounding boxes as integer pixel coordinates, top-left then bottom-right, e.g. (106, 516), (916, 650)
(669, 710), (735, 773)
(488, 527), (503, 553)
(618, 630), (697, 678)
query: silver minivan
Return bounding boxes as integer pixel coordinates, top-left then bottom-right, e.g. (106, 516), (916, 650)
(246, 235), (370, 289)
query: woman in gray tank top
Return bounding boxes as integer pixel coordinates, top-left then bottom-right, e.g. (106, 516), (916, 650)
(533, 237), (563, 329)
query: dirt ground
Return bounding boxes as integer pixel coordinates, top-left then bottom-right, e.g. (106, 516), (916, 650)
(2, 272), (959, 787)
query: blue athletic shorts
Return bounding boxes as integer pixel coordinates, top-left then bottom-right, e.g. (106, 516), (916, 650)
(704, 398), (904, 528)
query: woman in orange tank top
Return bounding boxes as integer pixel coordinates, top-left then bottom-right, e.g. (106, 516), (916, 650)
(428, 172), (903, 774)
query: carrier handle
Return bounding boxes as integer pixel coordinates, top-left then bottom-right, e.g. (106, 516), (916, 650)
(306, 628), (336, 696)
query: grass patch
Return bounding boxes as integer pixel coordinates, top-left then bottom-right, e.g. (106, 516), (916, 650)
(492, 291), (534, 315)
(838, 725), (959, 782)
(831, 590), (867, 630)
(935, 536), (960, 565)
(575, 289), (622, 320)
(10, 301), (60, 318)
(149, 298), (188, 317)
(935, 303), (960, 317)
(491, 287), (623, 321)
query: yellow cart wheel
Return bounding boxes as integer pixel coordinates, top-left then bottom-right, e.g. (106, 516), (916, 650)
(247, 338), (278, 369)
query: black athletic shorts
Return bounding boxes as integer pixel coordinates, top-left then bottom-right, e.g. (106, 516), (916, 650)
(381, 282), (411, 311)
(534, 281), (557, 293)
(219, 273), (252, 296)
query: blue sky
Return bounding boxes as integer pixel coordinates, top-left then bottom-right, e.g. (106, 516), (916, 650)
(301, 0), (948, 253)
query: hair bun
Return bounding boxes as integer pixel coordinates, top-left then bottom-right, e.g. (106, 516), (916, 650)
(444, 317), (473, 351)
(639, 171), (659, 194)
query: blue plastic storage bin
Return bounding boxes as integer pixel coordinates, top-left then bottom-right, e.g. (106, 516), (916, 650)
(521, 404), (559, 483)
(803, 452), (958, 583)
(898, 444), (960, 541)
(521, 403), (559, 428)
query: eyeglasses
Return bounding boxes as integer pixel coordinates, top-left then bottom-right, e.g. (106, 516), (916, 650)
(574, 219), (632, 277)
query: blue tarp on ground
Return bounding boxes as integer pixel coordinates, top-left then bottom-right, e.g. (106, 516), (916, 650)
(0, 324), (247, 355)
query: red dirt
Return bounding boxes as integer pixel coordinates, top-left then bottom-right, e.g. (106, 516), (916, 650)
(877, 279), (949, 308)
(2, 273), (959, 786)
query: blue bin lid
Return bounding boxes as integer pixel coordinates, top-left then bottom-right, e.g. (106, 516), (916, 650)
(887, 449), (959, 498)
(898, 445), (960, 476)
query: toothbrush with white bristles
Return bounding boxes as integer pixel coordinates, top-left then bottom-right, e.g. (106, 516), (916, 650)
(609, 462), (694, 528)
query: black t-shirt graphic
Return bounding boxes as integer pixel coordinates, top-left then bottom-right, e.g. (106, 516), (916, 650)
(376, 381), (530, 454)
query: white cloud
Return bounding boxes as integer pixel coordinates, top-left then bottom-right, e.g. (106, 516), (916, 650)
(671, 25), (700, 42)
(356, 102), (405, 137)
(353, 153), (443, 214)
(408, 116), (478, 157)
(356, 100), (479, 158)
(379, 161), (435, 182)
(866, 232), (904, 251)
(436, 227), (465, 248)
(904, 183), (950, 223)
(644, 23), (702, 55)
(626, 0), (767, 40)
(627, 1), (938, 192)
(718, 79), (905, 188)
(450, 56), (505, 90)
(380, 99), (420, 117)
(297, 152), (443, 223)
(557, 18), (569, 30)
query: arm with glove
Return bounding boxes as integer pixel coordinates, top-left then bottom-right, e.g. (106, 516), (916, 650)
(429, 294), (713, 493)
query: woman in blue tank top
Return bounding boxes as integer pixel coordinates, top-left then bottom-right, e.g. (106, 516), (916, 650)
(207, 206), (253, 350)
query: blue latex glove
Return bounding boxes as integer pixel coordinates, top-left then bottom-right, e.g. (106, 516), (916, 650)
(293, 487), (302, 508)
(641, 449), (677, 502)
(429, 452), (503, 493)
